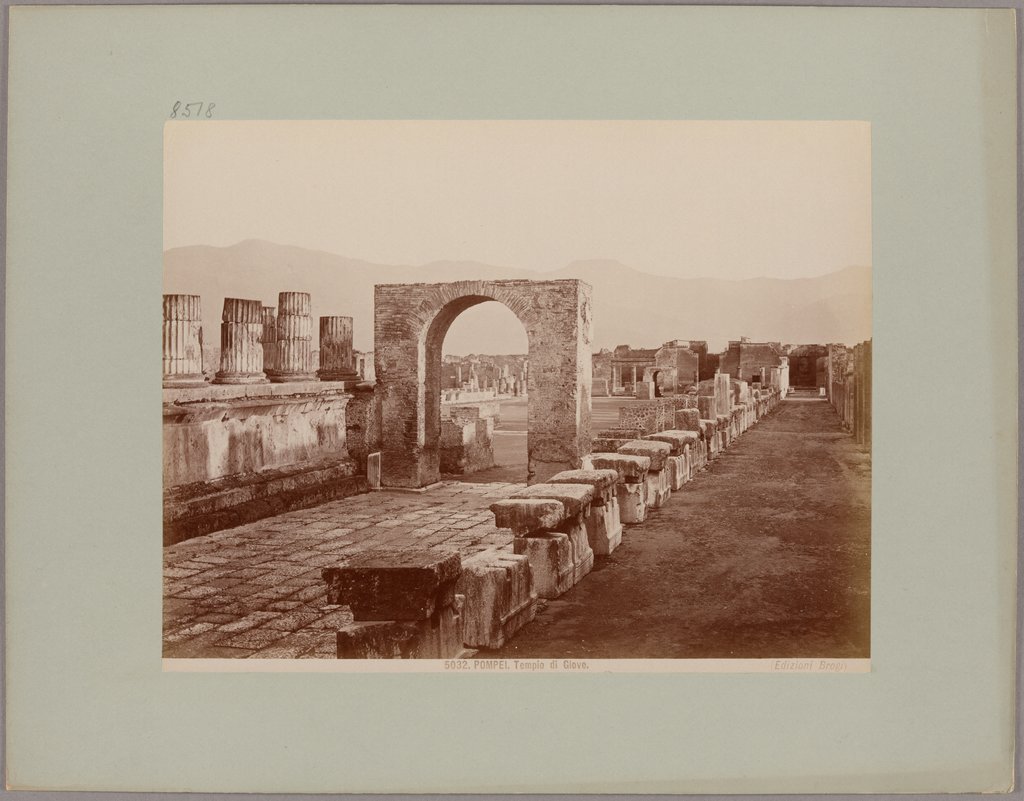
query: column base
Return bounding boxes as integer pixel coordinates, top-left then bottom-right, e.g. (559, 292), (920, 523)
(268, 371), (317, 383)
(162, 374), (207, 388)
(213, 372), (270, 385)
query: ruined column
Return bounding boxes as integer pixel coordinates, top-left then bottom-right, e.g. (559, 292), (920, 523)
(317, 316), (359, 382)
(214, 298), (267, 384)
(261, 306), (278, 379)
(271, 292), (315, 382)
(162, 294), (206, 387)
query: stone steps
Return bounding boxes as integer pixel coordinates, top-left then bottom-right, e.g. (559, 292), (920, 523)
(164, 459), (366, 546)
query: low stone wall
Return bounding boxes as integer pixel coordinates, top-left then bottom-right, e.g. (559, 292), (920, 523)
(163, 382), (355, 485)
(163, 382), (367, 544)
(441, 388), (512, 404)
(441, 398), (500, 422)
(617, 399), (677, 434)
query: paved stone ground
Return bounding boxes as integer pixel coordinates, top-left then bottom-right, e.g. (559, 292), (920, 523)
(163, 481), (522, 658)
(488, 398), (872, 659)
(165, 398), (869, 660)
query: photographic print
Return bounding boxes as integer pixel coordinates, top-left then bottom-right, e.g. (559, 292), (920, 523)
(162, 120), (872, 668)
(8, 3), (1016, 792)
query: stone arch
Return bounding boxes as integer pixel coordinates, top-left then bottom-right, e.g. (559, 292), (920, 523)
(374, 279), (593, 488)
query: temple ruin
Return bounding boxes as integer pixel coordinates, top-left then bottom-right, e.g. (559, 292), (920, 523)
(163, 281), (871, 659)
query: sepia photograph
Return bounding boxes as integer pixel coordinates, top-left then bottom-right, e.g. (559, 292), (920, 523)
(7, 2), (1016, 792)
(162, 120), (872, 666)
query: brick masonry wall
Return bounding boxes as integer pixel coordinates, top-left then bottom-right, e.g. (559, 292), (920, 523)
(343, 386), (379, 471)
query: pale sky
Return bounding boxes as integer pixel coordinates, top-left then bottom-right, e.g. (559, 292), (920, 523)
(164, 120), (870, 281)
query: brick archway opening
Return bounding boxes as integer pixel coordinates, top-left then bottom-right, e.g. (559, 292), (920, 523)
(374, 279), (592, 489)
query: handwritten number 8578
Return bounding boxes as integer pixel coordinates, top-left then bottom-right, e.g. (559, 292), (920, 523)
(170, 102), (215, 119)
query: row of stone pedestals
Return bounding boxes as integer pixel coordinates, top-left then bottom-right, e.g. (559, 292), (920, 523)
(313, 384), (783, 659)
(162, 292), (360, 387)
(598, 382), (781, 459)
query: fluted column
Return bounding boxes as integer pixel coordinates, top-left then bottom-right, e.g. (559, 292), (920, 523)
(261, 306), (279, 379)
(214, 298), (267, 384)
(270, 291), (315, 382)
(163, 295), (206, 387)
(317, 316), (359, 382)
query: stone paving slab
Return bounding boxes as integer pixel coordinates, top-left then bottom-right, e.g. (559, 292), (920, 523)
(163, 480), (524, 658)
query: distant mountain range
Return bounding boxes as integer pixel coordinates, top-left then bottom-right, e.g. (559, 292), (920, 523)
(163, 239), (871, 354)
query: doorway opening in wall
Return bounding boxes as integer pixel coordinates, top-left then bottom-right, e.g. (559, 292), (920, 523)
(437, 299), (529, 484)
(651, 369), (663, 397)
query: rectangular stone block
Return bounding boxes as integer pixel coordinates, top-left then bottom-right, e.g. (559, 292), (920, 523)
(490, 498), (565, 536)
(691, 440), (704, 470)
(697, 394), (716, 421)
(564, 514), (595, 584)
(616, 481), (647, 524)
(335, 598), (466, 658)
(322, 549), (461, 621)
(644, 468), (671, 509)
(593, 437), (633, 453)
(546, 468), (619, 505)
(510, 482), (595, 519)
(590, 452), (651, 483)
(439, 417), (495, 474)
(514, 533), (574, 598)
(618, 439), (671, 472)
(457, 550), (536, 649)
(585, 494), (623, 555)
(675, 408), (701, 431)
(644, 429), (699, 456)
(665, 453), (687, 491)
(599, 427), (647, 440)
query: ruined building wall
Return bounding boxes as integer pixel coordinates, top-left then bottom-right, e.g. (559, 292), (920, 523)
(787, 344), (827, 387)
(738, 343), (784, 383)
(654, 345), (700, 392)
(829, 339), (872, 448)
(702, 352), (720, 380)
(720, 342), (741, 378)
